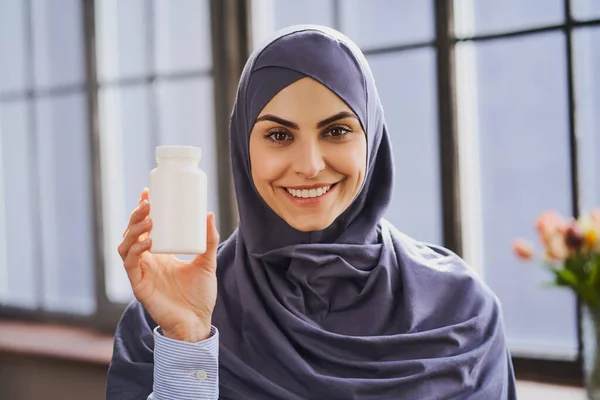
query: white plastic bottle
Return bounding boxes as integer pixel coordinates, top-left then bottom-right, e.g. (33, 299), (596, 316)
(148, 145), (207, 254)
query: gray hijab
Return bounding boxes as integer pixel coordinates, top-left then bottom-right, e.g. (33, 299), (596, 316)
(106, 25), (516, 400)
(213, 26), (517, 399)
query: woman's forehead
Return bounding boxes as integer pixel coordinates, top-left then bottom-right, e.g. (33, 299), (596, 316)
(257, 77), (355, 117)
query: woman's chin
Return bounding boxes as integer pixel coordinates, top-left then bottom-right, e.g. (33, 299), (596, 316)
(284, 215), (335, 233)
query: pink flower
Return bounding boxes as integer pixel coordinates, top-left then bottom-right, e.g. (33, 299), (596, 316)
(591, 209), (600, 225)
(513, 239), (534, 260)
(536, 210), (568, 245)
(546, 234), (569, 261)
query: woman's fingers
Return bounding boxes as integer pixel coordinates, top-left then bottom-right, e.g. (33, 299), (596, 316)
(122, 189), (150, 238)
(117, 187), (153, 289)
(129, 238), (152, 258)
(122, 199), (150, 237)
(123, 239), (152, 288)
(140, 187), (149, 202)
(118, 218), (153, 261)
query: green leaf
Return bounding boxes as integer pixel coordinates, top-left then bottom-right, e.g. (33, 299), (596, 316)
(587, 256), (600, 288)
(544, 265), (600, 307)
(550, 267), (579, 288)
(578, 283), (600, 308)
(565, 255), (588, 282)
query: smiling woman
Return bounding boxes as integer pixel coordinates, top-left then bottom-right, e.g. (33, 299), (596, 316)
(249, 77), (366, 232)
(107, 25), (517, 400)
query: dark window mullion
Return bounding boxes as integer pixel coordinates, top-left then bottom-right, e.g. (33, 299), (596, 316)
(434, 0), (462, 256)
(362, 41), (436, 56)
(210, 0), (250, 237)
(82, 0), (114, 329)
(456, 18), (600, 43)
(564, 0), (585, 380)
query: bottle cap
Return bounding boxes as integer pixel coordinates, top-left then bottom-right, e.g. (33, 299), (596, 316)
(156, 145), (201, 160)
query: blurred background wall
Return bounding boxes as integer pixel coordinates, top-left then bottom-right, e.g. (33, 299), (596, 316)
(0, 0), (599, 399)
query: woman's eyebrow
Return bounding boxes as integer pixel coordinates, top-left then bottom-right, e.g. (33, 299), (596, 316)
(316, 111), (358, 128)
(255, 115), (299, 130)
(255, 111), (359, 130)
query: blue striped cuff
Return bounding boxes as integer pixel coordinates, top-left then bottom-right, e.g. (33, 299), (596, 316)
(152, 325), (219, 400)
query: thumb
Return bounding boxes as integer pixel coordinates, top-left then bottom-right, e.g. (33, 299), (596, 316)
(192, 212), (219, 269)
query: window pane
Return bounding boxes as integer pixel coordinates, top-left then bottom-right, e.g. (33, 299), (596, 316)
(574, 27), (600, 214)
(154, 0), (212, 74)
(0, 0), (28, 94)
(572, 0), (600, 21)
(0, 100), (37, 309)
(341, 0), (434, 48)
(36, 92), (95, 314)
(368, 49), (443, 245)
(155, 78), (220, 225)
(98, 84), (153, 303)
(31, 0), (85, 89)
(464, 33), (577, 358)
(273, 0), (335, 30)
(454, 0), (564, 37)
(95, 0), (149, 82)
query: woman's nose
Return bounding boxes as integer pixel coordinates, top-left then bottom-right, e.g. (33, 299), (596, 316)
(293, 141), (325, 179)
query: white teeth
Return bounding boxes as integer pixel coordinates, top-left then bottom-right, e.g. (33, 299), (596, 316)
(286, 185), (332, 199)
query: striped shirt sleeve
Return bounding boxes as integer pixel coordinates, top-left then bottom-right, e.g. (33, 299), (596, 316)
(148, 325), (219, 400)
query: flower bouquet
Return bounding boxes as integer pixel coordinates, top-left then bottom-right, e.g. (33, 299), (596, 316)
(513, 209), (600, 398)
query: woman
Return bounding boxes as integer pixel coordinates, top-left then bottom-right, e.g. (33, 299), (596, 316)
(107, 25), (516, 399)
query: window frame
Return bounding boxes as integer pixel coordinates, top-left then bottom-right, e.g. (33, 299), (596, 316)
(1, 0), (599, 384)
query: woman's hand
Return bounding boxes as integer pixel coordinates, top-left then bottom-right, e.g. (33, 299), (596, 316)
(118, 188), (219, 342)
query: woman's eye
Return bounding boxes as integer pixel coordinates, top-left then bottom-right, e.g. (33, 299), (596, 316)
(324, 126), (351, 138)
(265, 131), (292, 143)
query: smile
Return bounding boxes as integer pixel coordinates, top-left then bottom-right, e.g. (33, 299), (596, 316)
(286, 185), (332, 199)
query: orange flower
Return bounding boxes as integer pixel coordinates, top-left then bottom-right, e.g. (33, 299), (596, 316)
(577, 211), (600, 252)
(585, 230), (597, 248)
(513, 239), (534, 260)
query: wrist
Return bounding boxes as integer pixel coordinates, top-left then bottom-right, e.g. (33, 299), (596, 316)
(162, 322), (212, 343)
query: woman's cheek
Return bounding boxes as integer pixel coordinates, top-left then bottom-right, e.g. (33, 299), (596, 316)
(254, 149), (287, 182)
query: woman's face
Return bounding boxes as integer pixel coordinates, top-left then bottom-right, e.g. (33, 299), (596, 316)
(249, 77), (367, 232)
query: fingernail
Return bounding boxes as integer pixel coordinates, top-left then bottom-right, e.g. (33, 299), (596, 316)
(141, 200), (149, 208)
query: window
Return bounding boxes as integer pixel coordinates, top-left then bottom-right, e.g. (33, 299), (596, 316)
(0, 0), (95, 315)
(0, 0), (238, 327)
(572, 0), (600, 21)
(454, 0), (563, 36)
(453, 0), (600, 375)
(574, 26), (600, 214)
(457, 32), (577, 359)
